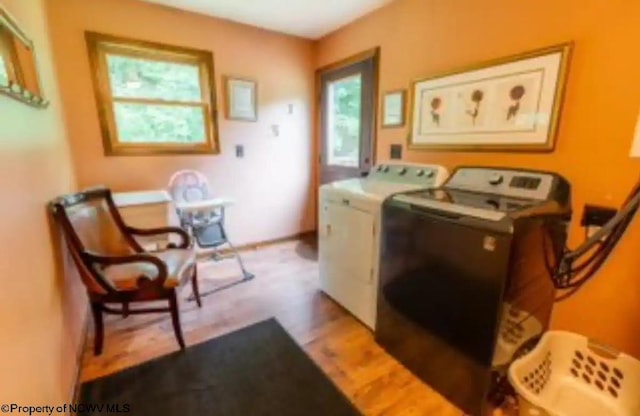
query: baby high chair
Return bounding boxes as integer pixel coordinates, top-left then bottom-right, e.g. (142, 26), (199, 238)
(168, 170), (254, 297)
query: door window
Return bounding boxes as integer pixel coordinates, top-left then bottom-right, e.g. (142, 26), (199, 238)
(326, 74), (362, 168)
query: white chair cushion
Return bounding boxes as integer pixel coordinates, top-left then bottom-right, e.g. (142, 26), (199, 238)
(101, 249), (196, 290)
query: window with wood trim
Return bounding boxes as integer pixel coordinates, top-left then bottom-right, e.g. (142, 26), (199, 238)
(85, 32), (219, 156)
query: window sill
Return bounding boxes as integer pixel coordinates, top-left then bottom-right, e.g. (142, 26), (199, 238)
(104, 145), (220, 157)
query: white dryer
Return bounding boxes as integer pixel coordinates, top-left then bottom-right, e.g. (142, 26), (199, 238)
(318, 162), (448, 329)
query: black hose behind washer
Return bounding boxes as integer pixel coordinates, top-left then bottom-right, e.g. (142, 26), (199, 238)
(552, 176), (640, 301)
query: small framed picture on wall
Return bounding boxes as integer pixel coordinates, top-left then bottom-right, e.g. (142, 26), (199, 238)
(382, 89), (406, 128)
(224, 76), (258, 121)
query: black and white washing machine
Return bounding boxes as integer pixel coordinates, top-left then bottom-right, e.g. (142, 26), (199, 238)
(375, 166), (571, 416)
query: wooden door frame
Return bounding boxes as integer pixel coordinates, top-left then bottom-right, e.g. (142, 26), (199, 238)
(313, 47), (380, 229)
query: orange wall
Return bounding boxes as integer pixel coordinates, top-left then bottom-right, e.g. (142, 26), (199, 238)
(316, 0), (640, 356)
(46, 0), (316, 246)
(0, 0), (82, 406)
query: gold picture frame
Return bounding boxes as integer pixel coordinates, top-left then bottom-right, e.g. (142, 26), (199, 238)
(224, 76), (258, 122)
(382, 89), (406, 128)
(407, 42), (573, 152)
(0, 5), (48, 108)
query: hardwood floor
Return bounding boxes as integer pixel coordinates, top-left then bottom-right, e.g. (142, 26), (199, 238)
(80, 239), (511, 416)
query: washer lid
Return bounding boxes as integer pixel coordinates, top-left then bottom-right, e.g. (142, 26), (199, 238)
(416, 188), (538, 212)
(392, 188), (543, 222)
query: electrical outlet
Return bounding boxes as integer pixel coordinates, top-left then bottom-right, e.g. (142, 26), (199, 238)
(581, 204), (617, 227)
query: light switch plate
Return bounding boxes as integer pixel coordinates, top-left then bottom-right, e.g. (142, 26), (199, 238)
(235, 144), (244, 158)
(390, 144), (402, 160)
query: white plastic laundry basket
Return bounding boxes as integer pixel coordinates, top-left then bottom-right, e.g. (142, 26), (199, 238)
(508, 331), (640, 416)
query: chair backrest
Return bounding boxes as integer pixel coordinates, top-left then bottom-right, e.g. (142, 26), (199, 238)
(49, 187), (138, 294)
(168, 170), (211, 205)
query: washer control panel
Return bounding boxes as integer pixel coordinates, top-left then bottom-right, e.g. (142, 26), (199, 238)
(445, 168), (557, 201)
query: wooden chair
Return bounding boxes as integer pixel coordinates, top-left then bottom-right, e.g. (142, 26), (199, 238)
(49, 187), (202, 355)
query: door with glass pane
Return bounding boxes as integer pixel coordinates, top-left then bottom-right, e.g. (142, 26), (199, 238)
(320, 53), (377, 184)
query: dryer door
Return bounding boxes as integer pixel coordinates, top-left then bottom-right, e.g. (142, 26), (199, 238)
(319, 199), (376, 326)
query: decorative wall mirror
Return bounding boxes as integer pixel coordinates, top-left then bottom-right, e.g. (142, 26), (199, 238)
(0, 5), (48, 108)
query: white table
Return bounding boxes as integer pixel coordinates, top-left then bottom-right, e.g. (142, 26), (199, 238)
(113, 190), (174, 250)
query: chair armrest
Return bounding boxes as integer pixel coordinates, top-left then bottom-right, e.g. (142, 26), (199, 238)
(125, 226), (191, 249)
(84, 251), (169, 290)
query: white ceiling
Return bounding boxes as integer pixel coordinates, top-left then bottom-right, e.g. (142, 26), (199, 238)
(140, 0), (393, 39)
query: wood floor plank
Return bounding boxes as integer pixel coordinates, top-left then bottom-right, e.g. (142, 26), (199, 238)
(80, 240), (513, 415)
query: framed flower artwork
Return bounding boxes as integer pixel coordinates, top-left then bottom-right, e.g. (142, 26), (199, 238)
(408, 43), (572, 152)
